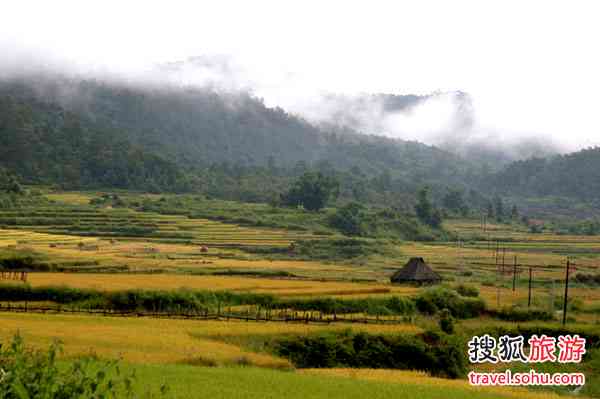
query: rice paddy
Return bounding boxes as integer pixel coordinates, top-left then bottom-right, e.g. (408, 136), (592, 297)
(301, 369), (567, 399)
(2, 191), (600, 398)
(0, 311), (421, 367)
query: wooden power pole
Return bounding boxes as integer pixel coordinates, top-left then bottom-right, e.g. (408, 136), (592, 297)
(562, 259), (571, 326)
(528, 267), (533, 307)
(512, 256), (518, 292)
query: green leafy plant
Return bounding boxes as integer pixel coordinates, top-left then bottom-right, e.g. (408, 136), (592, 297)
(0, 334), (168, 398)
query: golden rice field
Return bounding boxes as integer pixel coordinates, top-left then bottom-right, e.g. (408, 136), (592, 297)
(45, 192), (95, 206)
(7, 199), (318, 247)
(23, 272), (419, 298)
(19, 272), (600, 314)
(301, 369), (569, 399)
(0, 312), (421, 368)
(6, 225), (598, 284)
(0, 227), (360, 279)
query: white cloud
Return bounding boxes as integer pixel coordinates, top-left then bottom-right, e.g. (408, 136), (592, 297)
(1, 0), (599, 151)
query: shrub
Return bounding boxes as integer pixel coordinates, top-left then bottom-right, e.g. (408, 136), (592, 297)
(574, 273), (600, 286)
(272, 296), (415, 316)
(454, 284), (479, 297)
(276, 331), (466, 378)
(495, 307), (554, 322)
(328, 202), (368, 236)
(415, 287), (485, 318)
(439, 308), (455, 334)
(0, 334), (168, 398)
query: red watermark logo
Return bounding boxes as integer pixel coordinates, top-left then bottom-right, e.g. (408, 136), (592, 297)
(467, 334), (586, 387)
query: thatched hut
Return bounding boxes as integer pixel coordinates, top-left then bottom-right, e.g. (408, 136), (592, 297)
(390, 257), (442, 285)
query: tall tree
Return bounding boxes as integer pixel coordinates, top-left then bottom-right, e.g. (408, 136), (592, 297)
(281, 172), (340, 211)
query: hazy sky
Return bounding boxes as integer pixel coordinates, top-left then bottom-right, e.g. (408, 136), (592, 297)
(2, 0), (599, 150)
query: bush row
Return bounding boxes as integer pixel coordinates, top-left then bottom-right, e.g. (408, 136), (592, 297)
(494, 307), (554, 322)
(0, 285), (275, 312)
(276, 330), (466, 378)
(273, 296), (416, 316)
(0, 285), (489, 319)
(415, 287), (486, 318)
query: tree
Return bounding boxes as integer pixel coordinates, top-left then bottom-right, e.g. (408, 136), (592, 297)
(430, 209), (443, 228)
(511, 205), (519, 220)
(281, 172), (340, 211)
(0, 169), (23, 195)
(415, 186), (443, 227)
(493, 195), (505, 221)
(329, 202), (367, 236)
(439, 308), (455, 334)
(442, 188), (468, 216)
(415, 187), (433, 224)
(486, 200), (495, 219)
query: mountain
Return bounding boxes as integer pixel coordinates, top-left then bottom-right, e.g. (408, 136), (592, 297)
(3, 72), (599, 219)
(0, 74), (476, 189)
(0, 82), (188, 192)
(489, 147), (600, 202)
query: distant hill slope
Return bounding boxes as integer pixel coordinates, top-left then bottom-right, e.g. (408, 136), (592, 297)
(0, 87), (187, 191)
(489, 147), (600, 202)
(0, 75), (475, 188)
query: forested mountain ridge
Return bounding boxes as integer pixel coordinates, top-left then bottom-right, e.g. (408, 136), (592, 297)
(0, 75), (475, 187)
(0, 88), (188, 191)
(489, 147), (600, 202)
(3, 73), (600, 215)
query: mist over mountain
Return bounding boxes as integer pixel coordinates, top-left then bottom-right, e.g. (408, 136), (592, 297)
(0, 72), (476, 195)
(2, 66), (598, 215)
(154, 56), (562, 166)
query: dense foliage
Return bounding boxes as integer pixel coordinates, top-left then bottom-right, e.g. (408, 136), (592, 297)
(490, 147), (600, 202)
(0, 334), (167, 398)
(276, 331), (467, 378)
(0, 93), (188, 192)
(280, 172), (339, 211)
(0, 75), (479, 205)
(4, 74), (600, 220)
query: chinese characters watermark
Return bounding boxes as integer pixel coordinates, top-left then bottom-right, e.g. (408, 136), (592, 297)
(468, 334), (586, 364)
(467, 334), (586, 387)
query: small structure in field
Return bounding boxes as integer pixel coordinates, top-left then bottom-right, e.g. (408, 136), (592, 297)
(143, 246), (160, 254)
(200, 246), (209, 253)
(78, 243), (100, 251)
(390, 257), (442, 285)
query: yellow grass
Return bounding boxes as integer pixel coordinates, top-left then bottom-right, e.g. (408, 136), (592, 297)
(0, 312), (420, 367)
(24, 272), (417, 297)
(301, 369), (570, 399)
(45, 193), (94, 205)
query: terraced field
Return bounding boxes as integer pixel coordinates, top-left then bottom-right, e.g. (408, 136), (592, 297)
(0, 206), (313, 247)
(0, 311), (420, 367)
(21, 272), (419, 297)
(2, 192), (600, 398)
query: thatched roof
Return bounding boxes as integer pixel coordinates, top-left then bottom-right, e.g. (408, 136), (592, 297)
(390, 257), (442, 284)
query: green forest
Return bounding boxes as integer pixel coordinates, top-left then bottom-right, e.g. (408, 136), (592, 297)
(1, 74), (599, 221)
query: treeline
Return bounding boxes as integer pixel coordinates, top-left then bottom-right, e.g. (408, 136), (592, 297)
(6, 74), (600, 215)
(490, 147), (600, 202)
(0, 75), (481, 200)
(0, 168), (48, 209)
(0, 284), (486, 319)
(0, 93), (190, 192)
(276, 330), (466, 378)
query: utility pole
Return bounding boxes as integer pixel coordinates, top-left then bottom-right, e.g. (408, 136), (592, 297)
(528, 267), (533, 307)
(496, 245), (501, 308)
(512, 256), (518, 292)
(562, 259), (572, 326)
